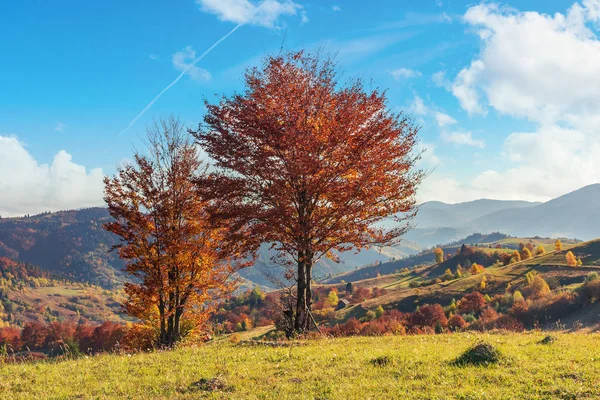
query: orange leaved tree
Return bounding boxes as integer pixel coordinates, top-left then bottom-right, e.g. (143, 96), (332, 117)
(104, 118), (244, 347)
(193, 51), (423, 334)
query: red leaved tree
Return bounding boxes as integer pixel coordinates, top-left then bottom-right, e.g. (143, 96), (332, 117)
(104, 118), (246, 347)
(193, 51), (423, 334)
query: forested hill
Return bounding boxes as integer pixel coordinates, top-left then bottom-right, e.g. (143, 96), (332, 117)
(0, 208), (125, 288)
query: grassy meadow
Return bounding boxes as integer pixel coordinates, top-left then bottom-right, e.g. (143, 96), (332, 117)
(2, 332), (600, 399)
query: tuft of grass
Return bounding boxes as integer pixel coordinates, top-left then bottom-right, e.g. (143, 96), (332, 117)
(539, 335), (557, 345)
(187, 376), (232, 393)
(370, 355), (394, 367)
(452, 342), (503, 366)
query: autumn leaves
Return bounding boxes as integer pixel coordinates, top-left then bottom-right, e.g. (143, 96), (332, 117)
(105, 51), (423, 344)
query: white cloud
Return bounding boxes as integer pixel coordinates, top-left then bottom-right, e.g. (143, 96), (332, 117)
(431, 70), (451, 90)
(149, 54), (159, 60)
(441, 131), (485, 148)
(196, 0), (302, 29)
(332, 5), (341, 12)
(409, 96), (458, 130)
(0, 136), (104, 217)
(54, 122), (66, 133)
(434, 112), (457, 128)
(452, 60), (486, 116)
(453, 1), (600, 121)
(431, 0), (600, 202)
(172, 46), (212, 82)
(409, 95), (429, 116)
(300, 10), (309, 24)
(470, 125), (600, 201)
(391, 68), (422, 81)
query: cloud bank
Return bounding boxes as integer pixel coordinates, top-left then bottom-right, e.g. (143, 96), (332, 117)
(0, 136), (104, 217)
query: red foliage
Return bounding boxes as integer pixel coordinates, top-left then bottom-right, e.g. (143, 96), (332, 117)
(458, 292), (486, 315)
(447, 314), (467, 331)
(351, 287), (372, 303)
(410, 304), (447, 329)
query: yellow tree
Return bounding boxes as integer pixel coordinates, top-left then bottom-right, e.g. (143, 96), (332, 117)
(535, 246), (546, 256)
(511, 250), (521, 263)
(479, 275), (487, 291)
(521, 247), (532, 260)
(327, 290), (339, 307)
(565, 251), (577, 267)
(555, 239), (563, 252)
(434, 248), (444, 264)
(104, 118), (247, 347)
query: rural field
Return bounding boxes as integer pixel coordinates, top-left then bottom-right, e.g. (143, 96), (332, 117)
(2, 332), (600, 399)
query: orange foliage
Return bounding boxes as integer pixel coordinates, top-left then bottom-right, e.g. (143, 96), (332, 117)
(194, 51), (423, 333)
(104, 118), (247, 347)
(566, 251), (577, 267)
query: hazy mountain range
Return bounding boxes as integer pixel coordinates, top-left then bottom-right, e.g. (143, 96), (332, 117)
(0, 184), (598, 289)
(405, 184), (600, 247)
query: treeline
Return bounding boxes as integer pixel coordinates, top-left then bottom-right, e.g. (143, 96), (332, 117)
(0, 321), (131, 359)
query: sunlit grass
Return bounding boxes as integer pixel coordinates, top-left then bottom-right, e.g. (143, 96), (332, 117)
(2, 332), (600, 399)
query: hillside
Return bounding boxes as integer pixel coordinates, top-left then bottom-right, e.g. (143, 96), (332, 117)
(0, 208), (421, 291)
(320, 239), (600, 325)
(2, 333), (599, 399)
(0, 208), (125, 288)
(324, 234), (578, 284)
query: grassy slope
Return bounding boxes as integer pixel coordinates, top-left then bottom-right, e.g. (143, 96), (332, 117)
(325, 237), (579, 284)
(320, 240), (600, 321)
(2, 333), (600, 399)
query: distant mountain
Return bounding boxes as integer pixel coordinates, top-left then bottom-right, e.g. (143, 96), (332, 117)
(406, 184), (600, 246)
(413, 199), (539, 229)
(239, 241), (422, 289)
(472, 184), (600, 240)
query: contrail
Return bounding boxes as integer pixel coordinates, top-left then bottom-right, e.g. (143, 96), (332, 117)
(120, 23), (243, 135)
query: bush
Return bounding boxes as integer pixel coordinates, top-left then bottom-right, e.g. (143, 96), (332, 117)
(458, 292), (486, 315)
(448, 314), (467, 331)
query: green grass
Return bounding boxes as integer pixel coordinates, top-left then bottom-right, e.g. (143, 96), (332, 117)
(3, 332), (600, 399)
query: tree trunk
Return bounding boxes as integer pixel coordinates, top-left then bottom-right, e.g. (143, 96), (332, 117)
(294, 250), (308, 333)
(158, 300), (167, 347)
(174, 307), (183, 343)
(294, 248), (313, 334)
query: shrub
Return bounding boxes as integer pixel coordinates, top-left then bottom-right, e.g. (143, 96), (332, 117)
(521, 247), (532, 260)
(410, 304), (447, 329)
(578, 278), (600, 305)
(364, 310), (376, 322)
(448, 314), (467, 331)
(585, 272), (599, 283)
(458, 292), (486, 315)
(375, 305), (385, 319)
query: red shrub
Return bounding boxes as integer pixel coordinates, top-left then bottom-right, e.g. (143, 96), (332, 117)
(410, 304), (447, 329)
(447, 314), (467, 331)
(458, 292), (486, 315)
(0, 326), (22, 350)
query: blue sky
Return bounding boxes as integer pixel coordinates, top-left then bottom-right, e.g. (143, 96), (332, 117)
(1, 0), (600, 216)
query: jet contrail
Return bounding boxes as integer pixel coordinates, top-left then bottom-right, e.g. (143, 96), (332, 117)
(120, 23), (243, 135)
